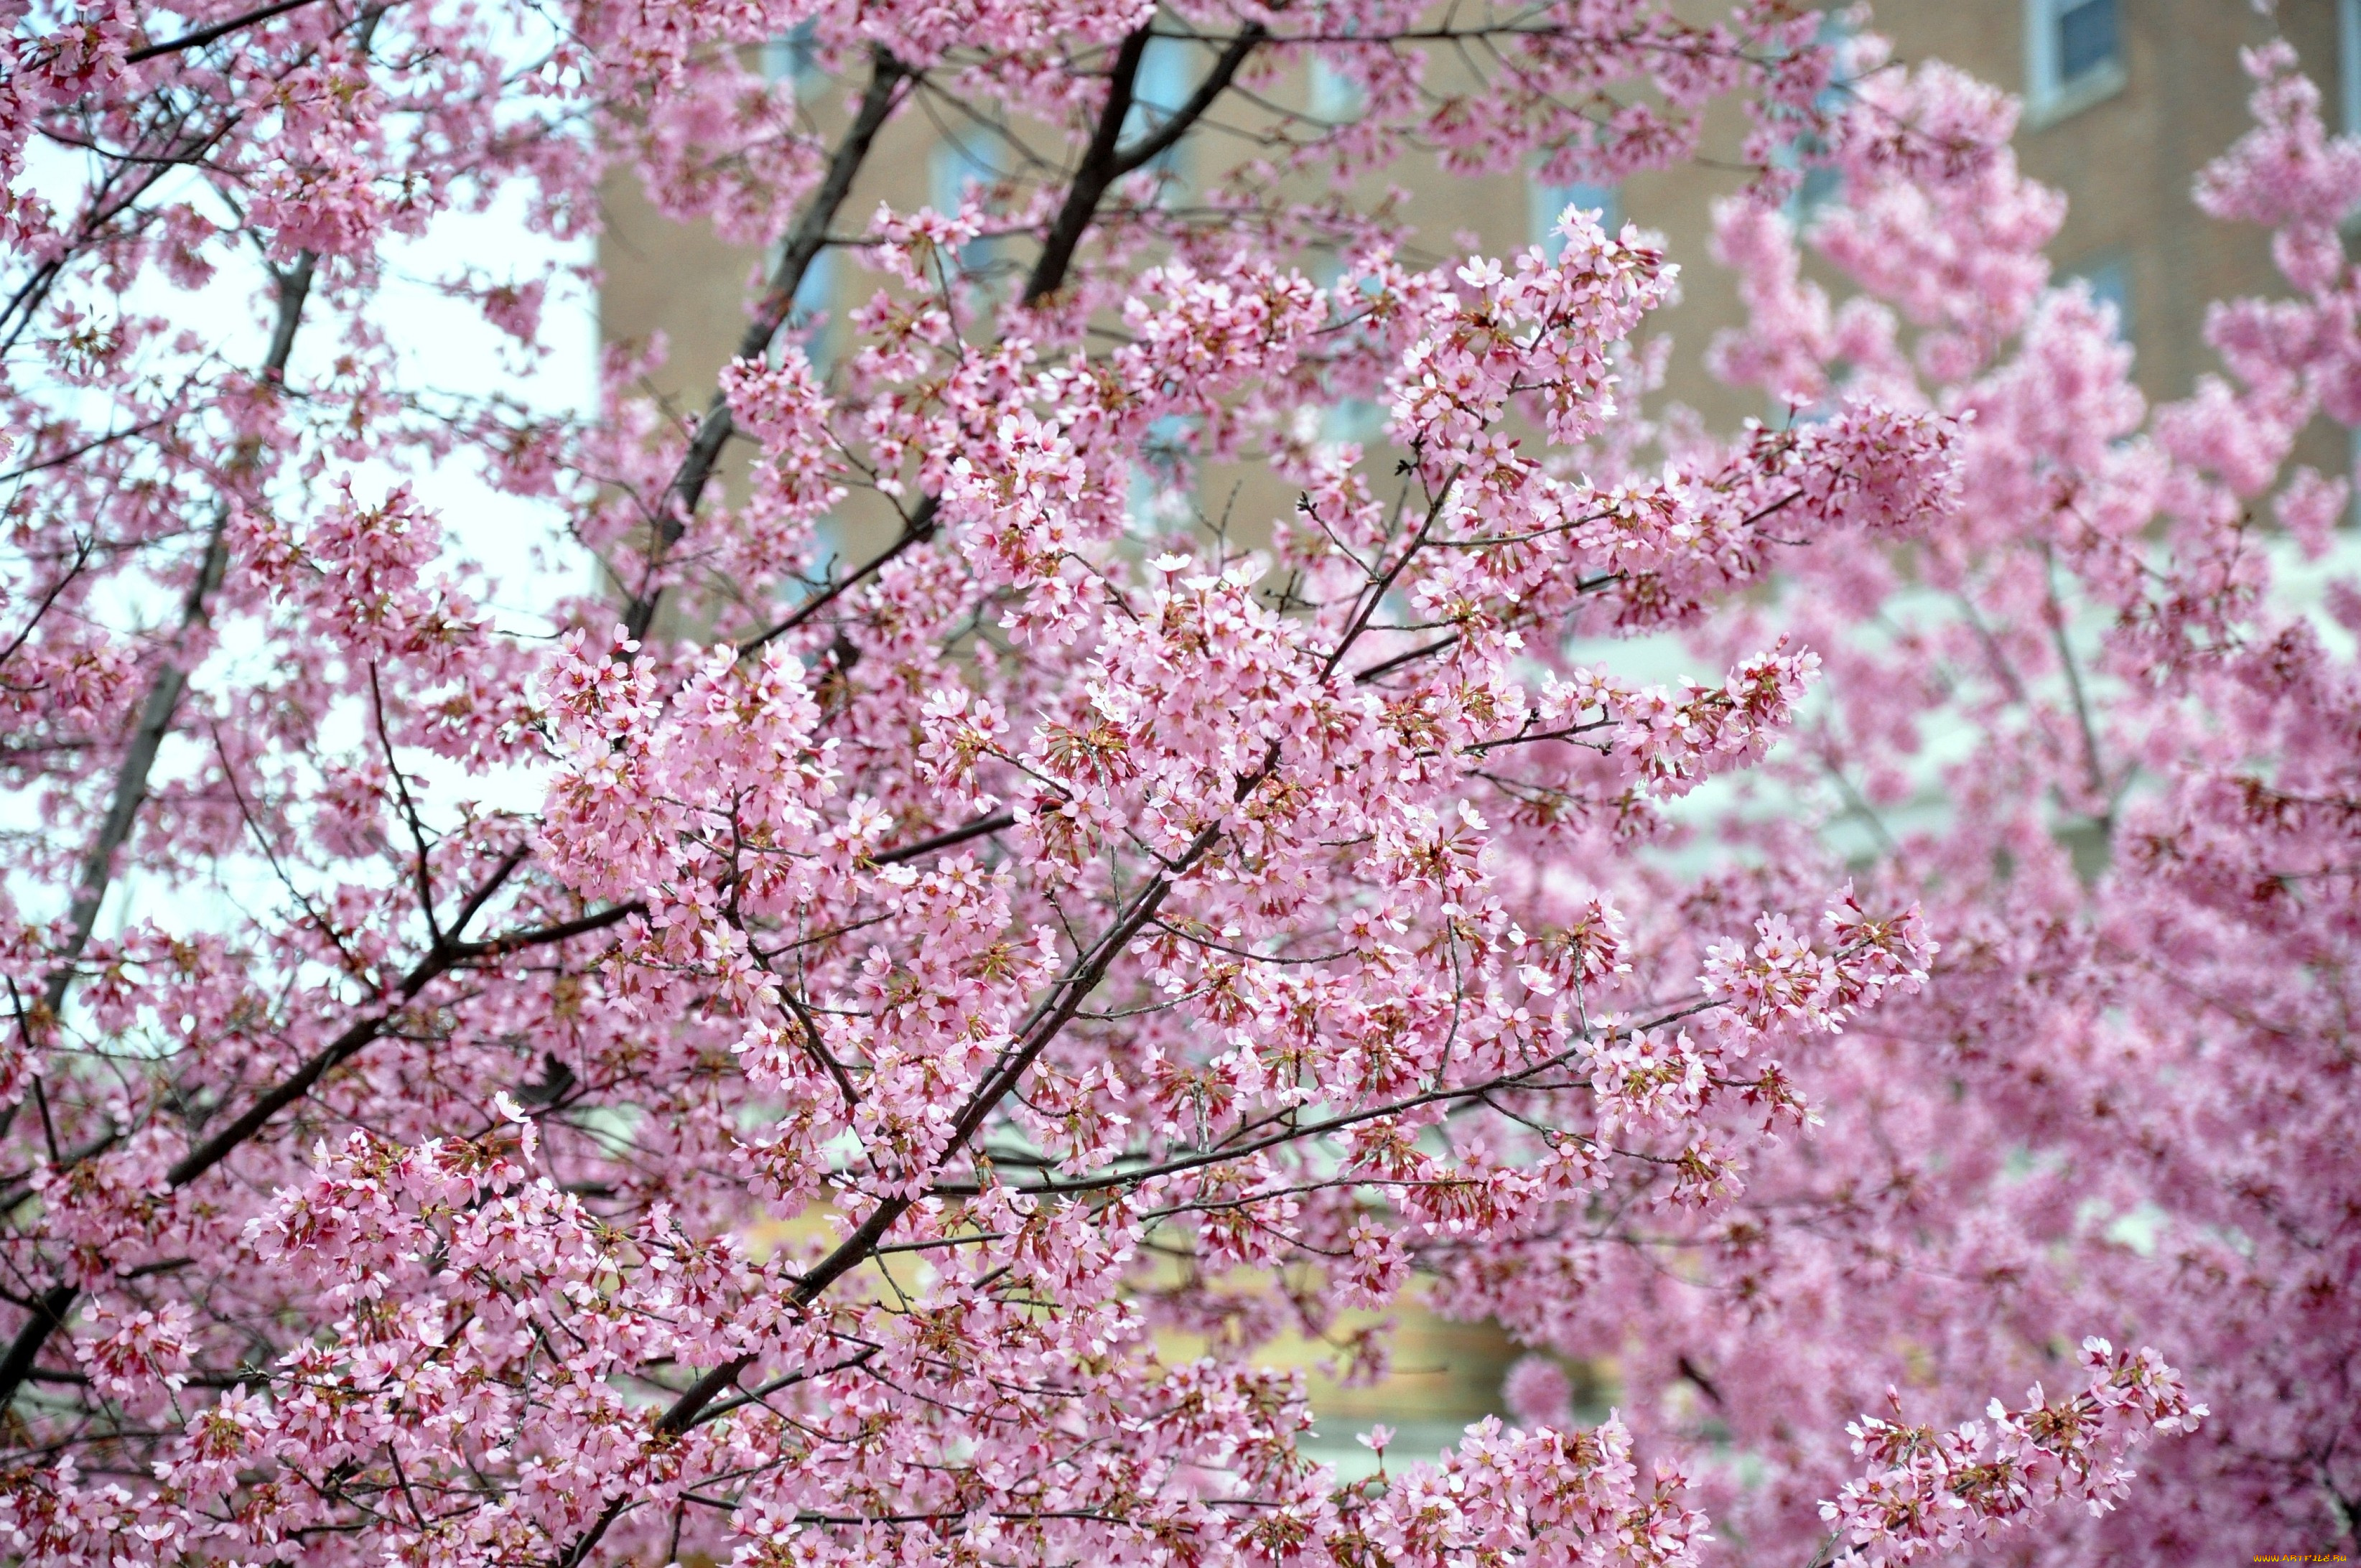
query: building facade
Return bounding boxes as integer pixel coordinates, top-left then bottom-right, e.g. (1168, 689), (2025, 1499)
(605, 2), (2351, 433)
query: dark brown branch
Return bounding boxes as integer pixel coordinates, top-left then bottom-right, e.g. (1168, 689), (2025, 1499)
(1351, 633), (1458, 684)
(4, 793), (1015, 1417)
(0, 1286), (77, 1416)
(1320, 465), (1459, 682)
(621, 50), (913, 643)
(553, 30), (1279, 1559)
(733, 494), (940, 658)
(935, 994), (1726, 1200)
(870, 810), (1015, 865)
(159, 859), (539, 1190)
(1108, 25), (1267, 180)
(0, 416), (172, 485)
(126, 0), (330, 63)
(442, 897), (637, 961)
(10, 789), (997, 1384)
(1022, 24), (1265, 307)
(577, 434), (1423, 1541)
(1019, 27), (1152, 308)
(368, 663), (443, 946)
(0, 836), (540, 1413)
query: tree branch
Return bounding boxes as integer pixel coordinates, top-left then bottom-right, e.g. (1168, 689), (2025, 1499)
(1108, 25), (1266, 181)
(40, 251), (315, 1025)
(126, 0), (330, 63)
(869, 810), (1016, 865)
(621, 48), (913, 643)
(549, 780), (1254, 1564)
(735, 22), (1265, 661)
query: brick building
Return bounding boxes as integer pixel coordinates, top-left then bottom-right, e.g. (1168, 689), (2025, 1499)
(1625, 0), (2347, 429)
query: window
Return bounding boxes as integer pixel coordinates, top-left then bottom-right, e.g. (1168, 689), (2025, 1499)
(760, 20), (826, 95)
(1321, 397), (1384, 448)
(1774, 10), (1850, 227)
(928, 139), (1005, 276)
(1309, 57), (1364, 123)
(1529, 174), (1619, 261)
(2342, 0), (2361, 139)
(1127, 414), (1193, 526)
(928, 139), (994, 214)
(2057, 0), (2118, 82)
(1302, 252), (1381, 447)
(783, 247), (837, 370)
(2064, 254), (2133, 344)
(2026, 0), (2125, 126)
(1122, 35), (1197, 175)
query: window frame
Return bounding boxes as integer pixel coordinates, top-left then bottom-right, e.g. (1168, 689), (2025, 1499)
(2341, 0), (2361, 141)
(2062, 251), (2134, 345)
(2024, 0), (2126, 128)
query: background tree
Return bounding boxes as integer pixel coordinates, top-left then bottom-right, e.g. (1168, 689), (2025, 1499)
(11, 1), (2344, 1564)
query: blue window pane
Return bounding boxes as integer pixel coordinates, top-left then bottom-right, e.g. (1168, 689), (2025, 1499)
(1530, 181), (1619, 260)
(1321, 398), (1383, 447)
(928, 141), (1004, 274)
(1123, 36), (1196, 170)
(762, 20), (824, 90)
(2072, 258), (2133, 342)
(787, 247), (837, 368)
(2059, 0), (2119, 83)
(929, 141), (995, 212)
(1792, 164), (1842, 223)
(1309, 58), (1364, 122)
(1128, 414), (1193, 523)
(1775, 11), (1849, 224)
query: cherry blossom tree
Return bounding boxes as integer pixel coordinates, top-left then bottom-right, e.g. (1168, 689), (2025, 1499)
(14, 0), (2347, 1564)
(1466, 39), (2361, 1566)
